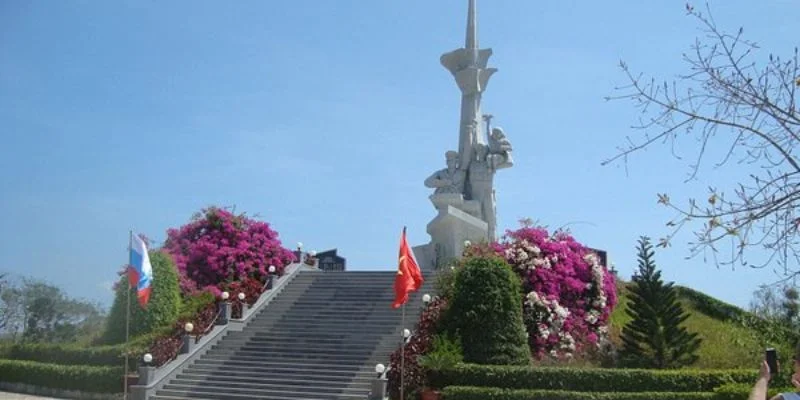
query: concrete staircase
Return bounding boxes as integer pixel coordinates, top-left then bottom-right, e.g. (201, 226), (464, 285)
(152, 269), (431, 400)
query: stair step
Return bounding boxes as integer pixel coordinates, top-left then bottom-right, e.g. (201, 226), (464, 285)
(256, 327), (399, 335)
(248, 321), (401, 330)
(202, 352), (371, 362)
(176, 371), (372, 384)
(252, 316), (403, 324)
(245, 332), (397, 341)
(203, 350), (393, 362)
(211, 342), (397, 352)
(167, 378), (369, 393)
(185, 364), (371, 376)
(155, 387), (363, 400)
(219, 337), (393, 347)
(193, 358), (370, 370)
(160, 382), (368, 397)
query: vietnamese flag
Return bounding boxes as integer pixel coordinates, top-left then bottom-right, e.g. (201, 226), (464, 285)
(392, 227), (424, 309)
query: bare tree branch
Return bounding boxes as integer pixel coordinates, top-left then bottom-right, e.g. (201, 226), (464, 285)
(605, 3), (800, 276)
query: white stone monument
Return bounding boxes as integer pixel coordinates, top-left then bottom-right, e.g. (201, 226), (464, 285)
(414, 0), (515, 270)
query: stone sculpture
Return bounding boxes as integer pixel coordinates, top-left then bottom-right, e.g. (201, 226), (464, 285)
(424, 151), (466, 195)
(415, 0), (516, 270)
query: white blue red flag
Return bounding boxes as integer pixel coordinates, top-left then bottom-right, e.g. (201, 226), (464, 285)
(127, 234), (153, 308)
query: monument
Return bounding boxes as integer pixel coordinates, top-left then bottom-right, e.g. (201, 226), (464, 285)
(415, 0), (515, 269)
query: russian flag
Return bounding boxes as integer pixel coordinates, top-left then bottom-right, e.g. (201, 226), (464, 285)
(127, 234), (153, 308)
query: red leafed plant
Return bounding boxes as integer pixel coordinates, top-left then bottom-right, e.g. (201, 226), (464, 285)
(387, 297), (448, 400)
(149, 297), (218, 367)
(223, 278), (265, 319)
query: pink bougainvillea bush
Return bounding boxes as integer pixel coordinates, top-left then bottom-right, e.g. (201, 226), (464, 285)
(163, 207), (296, 295)
(490, 225), (618, 360)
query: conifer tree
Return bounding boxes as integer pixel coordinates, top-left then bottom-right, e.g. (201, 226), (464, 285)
(619, 236), (702, 368)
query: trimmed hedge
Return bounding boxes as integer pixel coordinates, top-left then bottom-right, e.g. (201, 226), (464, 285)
(0, 359), (122, 393)
(430, 364), (756, 393)
(441, 386), (717, 400)
(0, 342), (126, 366)
(0, 327), (162, 368)
(713, 383), (793, 400)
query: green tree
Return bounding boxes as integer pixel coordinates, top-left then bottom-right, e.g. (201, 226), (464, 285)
(620, 236), (702, 368)
(750, 284), (800, 329)
(446, 255), (530, 365)
(10, 278), (106, 343)
(102, 250), (182, 344)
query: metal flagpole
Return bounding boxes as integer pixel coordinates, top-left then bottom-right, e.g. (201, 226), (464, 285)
(124, 230), (132, 399)
(400, 302), (406, 400)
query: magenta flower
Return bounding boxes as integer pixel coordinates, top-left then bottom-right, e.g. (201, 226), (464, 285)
(494, 225), (618, 360)
(163, 206), (297, 295)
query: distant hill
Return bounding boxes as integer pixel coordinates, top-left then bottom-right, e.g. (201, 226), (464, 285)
(608, 279), (798, 369)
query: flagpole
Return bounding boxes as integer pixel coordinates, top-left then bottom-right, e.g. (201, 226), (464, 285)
(400, 302), (406, 400)
(124, 230), (132, 400)
(400, 226), (406, 400)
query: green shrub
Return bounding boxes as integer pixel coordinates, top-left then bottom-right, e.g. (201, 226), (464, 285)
(102, 250), (182, 344)
(178, 290), (215, 319)
(713, 382), (793, 400)
(0, 359), (122, 393)
(441, 386), (717, 400)
(446, 255), (530, 365)
(430, 364), (756, 393)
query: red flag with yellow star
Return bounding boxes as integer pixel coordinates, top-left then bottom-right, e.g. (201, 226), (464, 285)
(392, 227), (424, 308)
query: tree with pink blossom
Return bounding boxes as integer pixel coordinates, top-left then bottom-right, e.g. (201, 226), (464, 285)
(163, 206), (296, 296)
(490, 222), (619, 360)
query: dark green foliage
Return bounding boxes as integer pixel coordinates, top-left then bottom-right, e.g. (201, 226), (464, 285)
(620, 236), (702, 368)
(419, 334), (463, 389)
(441, 386), (717, 400)
(102, 250), (182, 344)
(177, 290), (216, 319)
(0, 359), (122, 393)
(446, 256), (530, 365)
(428, 364), (755, 393)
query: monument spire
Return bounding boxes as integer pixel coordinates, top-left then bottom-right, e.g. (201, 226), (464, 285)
(422, 0), (515, 269)
(440, 0), (497, 173)
(466, 0), (477, 49)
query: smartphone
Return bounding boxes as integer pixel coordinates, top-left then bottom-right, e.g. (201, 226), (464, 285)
(766, 348), (778, 375)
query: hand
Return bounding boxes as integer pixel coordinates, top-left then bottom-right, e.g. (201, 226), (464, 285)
(759, 360), (771, 381)
(792, 372), (800, 389)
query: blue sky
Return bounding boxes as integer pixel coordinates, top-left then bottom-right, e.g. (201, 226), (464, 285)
(0, 0), (797, 310)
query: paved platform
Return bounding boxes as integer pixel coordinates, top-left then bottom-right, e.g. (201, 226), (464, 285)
(0, 392), (64, 399)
